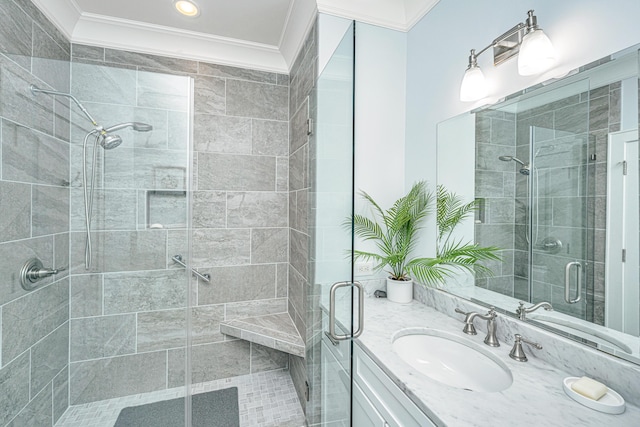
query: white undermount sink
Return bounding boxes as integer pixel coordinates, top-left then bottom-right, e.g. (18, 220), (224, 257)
(392, 328), (513, 392)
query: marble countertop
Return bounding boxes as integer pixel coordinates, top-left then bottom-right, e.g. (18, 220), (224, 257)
(357, 296), (640, 427)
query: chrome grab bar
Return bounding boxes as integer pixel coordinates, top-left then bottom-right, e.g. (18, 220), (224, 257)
(564, 261), (582, 304)
(327, 281), (364, 341)
(171, 255), (211, 282)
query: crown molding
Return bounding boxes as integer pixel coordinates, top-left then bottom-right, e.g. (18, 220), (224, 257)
(30, 0), (81, 40)
(73, 13), (288, 72)
(29, 0), (438, 73)
(279, 0), (318, 68)
(317, 0), (439, 32)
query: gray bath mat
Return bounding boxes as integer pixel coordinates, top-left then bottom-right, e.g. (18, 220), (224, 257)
(114, 387), (239, 427)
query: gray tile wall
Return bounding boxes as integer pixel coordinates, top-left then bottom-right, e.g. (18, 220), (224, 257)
(66, 44), (291, 404)
(288, 20), (318, 418)
(0, 1), (71, 425)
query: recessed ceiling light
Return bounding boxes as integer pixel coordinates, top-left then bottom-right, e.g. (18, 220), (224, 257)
(174, 0), (200, 17)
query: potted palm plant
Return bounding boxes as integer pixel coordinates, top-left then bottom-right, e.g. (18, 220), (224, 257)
(350, 181), (500, 303)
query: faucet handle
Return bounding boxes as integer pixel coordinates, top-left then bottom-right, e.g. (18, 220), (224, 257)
(509, 334), (542, 362)
(454, 308), (477, 335)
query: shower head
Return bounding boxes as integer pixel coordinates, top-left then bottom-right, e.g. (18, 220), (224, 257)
(105, 122), (153, 133)
(498, 155), (527, 166)
(499, 155), (530, 175)
(100, 134), (123, 150)
(99, 122), (153, 150)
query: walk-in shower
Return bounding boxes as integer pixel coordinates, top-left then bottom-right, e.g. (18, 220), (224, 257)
(30, 85), (153, 268)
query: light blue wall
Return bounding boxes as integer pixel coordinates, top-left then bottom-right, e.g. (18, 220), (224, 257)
(405, 0), (640, 254)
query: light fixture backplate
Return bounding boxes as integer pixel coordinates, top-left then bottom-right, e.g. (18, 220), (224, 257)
(493, 24), (525, 66)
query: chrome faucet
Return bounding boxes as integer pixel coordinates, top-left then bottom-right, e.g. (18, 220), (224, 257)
(516, 301), (553, 320)
(455, 307), (500, 347)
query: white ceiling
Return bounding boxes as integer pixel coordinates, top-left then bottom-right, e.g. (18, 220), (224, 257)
(31, 0), (439, 73)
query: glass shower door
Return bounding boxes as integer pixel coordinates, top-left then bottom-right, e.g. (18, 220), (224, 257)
(529, 118), (589, 319)
(308, 21), (357, 426)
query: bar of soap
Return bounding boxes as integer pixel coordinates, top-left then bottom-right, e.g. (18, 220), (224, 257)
(571, 376), (608, 401)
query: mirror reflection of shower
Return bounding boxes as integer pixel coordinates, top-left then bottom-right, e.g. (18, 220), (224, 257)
(29, 85), (153, 269)
(498, 155), (530, 175)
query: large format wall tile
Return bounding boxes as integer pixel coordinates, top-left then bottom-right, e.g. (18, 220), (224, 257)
(194, 114), (251, 154)
(168, 340), (250, 387)
(53, 367), (69, 423)
(0, 56), (54, 135)
(137, 71), (190, 112)
(2, 279), (68, 363)
(32, 24), (70, 93)
(0, 352), (30, 426)
(1, 119), (70, 186)
(0, 181), (31, 242)
(190, 228), (251, 267)
(0, 0), (32, 67)
(198, 63), (277, 84)
(252, 119), (288, 156)
(69, 274), (102, 318)
(136, 309), (187, 352)
(70, 314), (136, 361)
(197, 152), (276, 191)
(198, 264), (276, 305)
(7, 381), (52, 427)
(192, 191), (226, 228)
(71, 62), (137, 106)
(251, 228), (288, 263)
(69, 230), (167, 273)
(31, 322), (69, 394)
(227, 192), (288, 227)
(194, 75), (225, 115)
(32, 185), (69, 236)
(69, 351), (167, 404)
(103, 269), (187, 314)
(226, 79), (288, 121)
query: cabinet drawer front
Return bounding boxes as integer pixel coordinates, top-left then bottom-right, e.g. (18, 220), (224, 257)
(353, 381), (387, 426)
(354, 344), (437, 427)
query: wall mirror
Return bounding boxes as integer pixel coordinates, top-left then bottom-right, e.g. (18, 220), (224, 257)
(437, 43), (640, 365)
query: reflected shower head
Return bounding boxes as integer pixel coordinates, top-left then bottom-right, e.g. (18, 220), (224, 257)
(99, 122), (153, 150)
(498, 155), (526, 166)
(498, 155), (530, 175)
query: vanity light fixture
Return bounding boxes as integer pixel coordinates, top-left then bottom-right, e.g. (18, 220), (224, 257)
(460, 10), (557, 102)
(174, 0), (200, 17)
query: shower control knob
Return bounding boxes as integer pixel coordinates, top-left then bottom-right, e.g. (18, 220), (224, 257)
(19, 258), (66, 291)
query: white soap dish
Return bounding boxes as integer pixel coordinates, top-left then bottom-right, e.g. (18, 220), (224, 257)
(563, 377), (625, 414)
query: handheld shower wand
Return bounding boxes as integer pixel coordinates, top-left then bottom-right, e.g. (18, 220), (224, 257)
(30, 84), (153, 269)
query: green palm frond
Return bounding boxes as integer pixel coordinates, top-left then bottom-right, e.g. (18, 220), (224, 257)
(350, 181), (501, 286)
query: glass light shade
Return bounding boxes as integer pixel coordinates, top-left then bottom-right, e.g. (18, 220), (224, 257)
(175, 0), (199, 17)
(460, 66), (487, 102)
(518, 28), (556, 76)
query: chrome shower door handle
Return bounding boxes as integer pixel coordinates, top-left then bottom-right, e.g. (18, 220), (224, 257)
(564, 261), (582, 304)
(327, 281), (365, 341)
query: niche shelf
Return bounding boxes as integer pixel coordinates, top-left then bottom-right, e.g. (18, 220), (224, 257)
(220, 312), (305, 357)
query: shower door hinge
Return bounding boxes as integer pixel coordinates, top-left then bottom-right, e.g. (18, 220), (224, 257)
(623, 160), (628, 175)
(622, 249), (626, 262)
(306, 118), (313, 136)
(305, 380), (310, 401)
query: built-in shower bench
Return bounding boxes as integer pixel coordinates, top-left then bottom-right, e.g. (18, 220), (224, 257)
(220, 312), (305, 357)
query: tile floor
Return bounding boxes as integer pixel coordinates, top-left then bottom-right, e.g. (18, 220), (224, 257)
(55, 369), (306, 427)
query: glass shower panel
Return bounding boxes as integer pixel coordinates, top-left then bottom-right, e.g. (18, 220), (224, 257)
(67, 62), (193, 423)
(308, 21), (356, 427)
(525, 81), (590, 320)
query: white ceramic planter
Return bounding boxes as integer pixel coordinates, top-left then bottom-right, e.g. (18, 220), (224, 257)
(386, 277), (413, 303)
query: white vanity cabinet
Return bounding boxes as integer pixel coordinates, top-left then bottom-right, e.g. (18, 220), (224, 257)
(353, 343), (438, 427)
